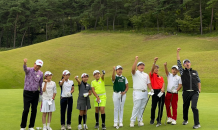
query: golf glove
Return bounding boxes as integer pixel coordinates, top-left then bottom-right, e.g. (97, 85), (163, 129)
(157, 91), (164, 98)
(148, 89), (154, 95)
(96, 99), (101, 103)
(65, 92), (71, 97)
(83, 93), (89, 97)
(38, 95), (42, 102)
(102, 70), (105, 75)
(48, 99), (53, 105)
(172, 89), (177, 93)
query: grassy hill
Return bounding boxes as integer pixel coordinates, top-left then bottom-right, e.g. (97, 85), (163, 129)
(0, 32), (217, 92)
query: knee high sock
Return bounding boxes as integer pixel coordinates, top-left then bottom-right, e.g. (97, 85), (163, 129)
(95, 113), (99, 123)
(78, 115), (83, 125)
(101, 114), (105, 124)
(83, 115), (87, 124)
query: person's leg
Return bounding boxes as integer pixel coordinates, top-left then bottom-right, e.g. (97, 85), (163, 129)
(137, 93), (148, 122)
(83, 110), (87, 124)
(191, 92), (200, 125)
(165, 92), (172, 118)
(60, 98), (67, 125)
(42, 113), (47, 128)
(29, 92), (39, 128)
(157, 92), (165, 122)
(151, 93), (158, 121)
(130, 99), (141, 122)
(113, 92), (119, 124)
(67, 97), (73, 125)
(100, 107), (106, 124)
(183, 91), (191, 121)
(20, 91), (31, 128)
(95, 107), (99, 125)
(79, 110), (84, 125)
(47, 112), (52, 128)
(172, 94), (178, 120)
(119, 94), (126, 123)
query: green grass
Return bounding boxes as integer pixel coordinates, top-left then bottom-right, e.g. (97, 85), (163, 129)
(0, 32), (217, 92)
(0, 88), (217, 130)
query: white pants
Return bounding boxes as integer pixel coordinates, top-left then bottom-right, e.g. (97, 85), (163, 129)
(113, 92), (126, 123)
(130, 92), (148, 122)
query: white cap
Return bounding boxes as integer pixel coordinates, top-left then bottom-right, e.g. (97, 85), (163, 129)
(137, 62), (145, 66)
(35, 59), (43, 67)
(171, 65), (179, 70)
(81, 73), (89, 78)
(93, 70), (100, 75)
(63, 70), (70, 75)
(116, 65), (123, 70)
(44, 71), (52, 77)
(183, 59), (191, 64)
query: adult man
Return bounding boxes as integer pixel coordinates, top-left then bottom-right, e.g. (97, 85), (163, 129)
(20, 59), (43, 130)
(177, 48), (201, 129)
(130, 56), (153, 127)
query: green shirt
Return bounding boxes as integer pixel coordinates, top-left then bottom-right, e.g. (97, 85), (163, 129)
(91, 77), (106, 94)
(113, 75), (126, 92)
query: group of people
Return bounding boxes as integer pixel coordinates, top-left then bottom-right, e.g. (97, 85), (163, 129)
(20, 48), (201, 130)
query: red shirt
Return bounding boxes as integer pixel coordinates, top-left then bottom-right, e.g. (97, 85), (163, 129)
(149, 72), (164, 89)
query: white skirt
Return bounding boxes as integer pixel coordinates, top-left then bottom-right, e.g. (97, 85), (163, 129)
(41, 99), (56, 112)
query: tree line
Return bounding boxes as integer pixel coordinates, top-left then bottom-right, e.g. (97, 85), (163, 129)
(0, 0), (218, 48)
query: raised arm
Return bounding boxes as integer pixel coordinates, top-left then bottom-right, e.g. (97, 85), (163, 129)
(132, 56), (138, 75)
(164, 62), (169, 76)
(112, 66), (116, 81)
(101, 70), (105, 80)
(151, 57), (158, 75)
(74, 76), (81, 85)
(177, 48), (183, 75)
(23, 58), (30, 73)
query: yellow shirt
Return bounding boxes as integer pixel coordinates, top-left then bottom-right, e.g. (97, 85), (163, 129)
(91, 77), (106, 94)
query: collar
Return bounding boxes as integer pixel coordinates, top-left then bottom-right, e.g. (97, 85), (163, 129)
(136, 70), (144, 73)
(116, 74), (122, 77)
(64, 79), (69, 82)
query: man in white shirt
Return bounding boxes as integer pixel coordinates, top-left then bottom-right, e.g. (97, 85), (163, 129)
(130, 56), (153, 127)
(164, 63), (182, 125)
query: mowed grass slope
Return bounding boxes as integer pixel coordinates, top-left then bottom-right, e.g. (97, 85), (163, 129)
(0, 33), (218, 92)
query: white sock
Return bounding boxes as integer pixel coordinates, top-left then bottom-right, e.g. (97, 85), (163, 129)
(43, 124), (46, 127)
(47, 123), (50, 128)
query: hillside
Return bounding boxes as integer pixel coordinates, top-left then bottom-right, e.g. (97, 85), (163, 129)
(0, 32), (217, 92)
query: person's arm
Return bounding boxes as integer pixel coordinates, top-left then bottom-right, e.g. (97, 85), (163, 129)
(71, 85), (74, 93)
(88, 86), (92, 96)
(164, 62), (169, 76)
(39, 74), (43, 95)
(92, 87), (100, 102)
(161, 83), (165, 92)
(52, 83), (57, 100)
(198, 83), (201, 93)
(147, 83), (152, 90)
(132, 56), (138, 75)
(121, 77), (129, 95)
(42, 81), (47, 92)
(177, 84), (182, 92)
(74, 76), (81, 85)
(101, 70), (105, 80)
(112, 66), (116, 81)
(59, 78), (65, 86)
(196, 71), (201, 93)
(23, 58), (30, 73)
(151, 57), (158, 75)
(177, 48), (183, 75)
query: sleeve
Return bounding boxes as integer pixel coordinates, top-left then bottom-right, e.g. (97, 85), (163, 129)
(167, 72), (171, 77)
(125, 77), (128, 84)
(23, 65), (30, 74)
(89, 85), (92, 90)
(177, 60), (184, 75)
(179, 76), (182, 84)
(195, 71), (201, 83)
(53, 82), (57, 94)
(149, 72), (153, 78)
(162, 77), (164, 83)
(147, 75), (151, 84)
(39, 73), (43, 95)
(71, 81), (74, 87)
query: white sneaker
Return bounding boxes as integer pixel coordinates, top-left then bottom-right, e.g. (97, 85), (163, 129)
(28, 128), (35, 130)
(167, 117), (172, 124)
(171, 119), (177, 125)
(78, 124), (82, 130)
(113, 123), (118, 128)
(67, 124), (72, 129)
(61, 125), (66, 130)
(48, 127), (52, 130)
(83, 124), (88, 130)
(43, 126), (47, 130)
(130, 121), (134, 127)
(138, 121), (144, 126)
(20, 128), (26, 130)
(119, 122), (123, 127)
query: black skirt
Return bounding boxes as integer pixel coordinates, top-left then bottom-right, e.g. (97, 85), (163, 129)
(77, 96), (91, 110)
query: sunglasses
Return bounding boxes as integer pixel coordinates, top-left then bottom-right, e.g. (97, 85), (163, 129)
(184, 61), (190, 64)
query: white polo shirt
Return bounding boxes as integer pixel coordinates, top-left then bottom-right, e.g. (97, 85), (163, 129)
(132, 70), (150, 100)
(42, 81), (57, 100)
(60, 79), (74, 97)
(166, 73), (182, 92)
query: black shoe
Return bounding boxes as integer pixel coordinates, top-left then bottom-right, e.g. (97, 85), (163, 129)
(102, 123), (106, 130)
(182, 120), (188, 125)
(150, 120), (154, 125)
(95, 123), (99, 129)
(193, 124), (201, 129)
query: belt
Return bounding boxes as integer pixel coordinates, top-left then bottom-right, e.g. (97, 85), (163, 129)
(186, 90), (194, 91)
(133, 89), (146, 92)
(97, 93), (106, 96)
(167, 91), (178, 94)
(24, 90), (39, 93)
(114, 91), (122, 93)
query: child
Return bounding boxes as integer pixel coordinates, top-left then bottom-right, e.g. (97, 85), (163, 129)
(59, 70), (74, 130)
(112, 65), (129, 128)
(91, 70), (107, 130)
(149, 57), (165, 127)
(41, 71), (57, 130)
(75, 73), (92, 130)
(164, 62), (182, 125)
(177, 48), (201, 129)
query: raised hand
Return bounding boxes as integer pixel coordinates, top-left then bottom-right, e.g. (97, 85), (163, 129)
(74, 76), (79, 79)
(24, 58), (27, 64)
(154, 57), (158, 62)
(135, 56), (138, 60)
(177, 48), (181, 52)
(44, 79), (48, 83)
(113, 66), (116, 71)
(164, 62), (167, 66)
